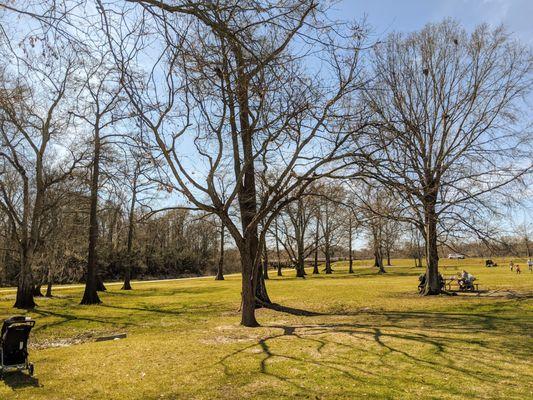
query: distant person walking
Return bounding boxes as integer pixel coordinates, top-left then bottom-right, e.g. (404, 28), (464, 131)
(516, 265), (521, 274)
(509, 260), (514, 271)
(528, 258), (533, 272)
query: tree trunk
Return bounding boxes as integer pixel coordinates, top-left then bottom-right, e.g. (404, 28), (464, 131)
(96, 274), (107, 292)
(255, 256), (271, 305)
(275, 219), (282, 276)
(14, 250), (35, 309)
(240, 240), (259, 327)
(81, 128), (102, 305)
(45, 276), (53, 297)
(33, 284), (43, 297)
(296, 253), (305, 278)
(374, 247), (386, 273)
(348, 218), (354, 273)
(262, 239), (269, 280)
(236, 65), (260, 326)
(45, 260), (53, 297)
(295, 237), (306, 277)
(122, 171), (138, 291)
(313, 222), (319, 274)
(386, 249), (391, 266)
(324, 244), (332, 274)
(423, 201), (441, 295)
(215, 223), (225, 280)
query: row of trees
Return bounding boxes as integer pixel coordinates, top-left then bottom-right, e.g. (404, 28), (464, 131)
(0, 1), (531, 326)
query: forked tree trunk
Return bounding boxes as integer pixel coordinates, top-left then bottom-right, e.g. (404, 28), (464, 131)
(255, 258), (271, 305)
(81, 128), (102, 305)
(374, 247), (386, 273)
(215, 223), (225, 280)
(423, 201), (441, 295)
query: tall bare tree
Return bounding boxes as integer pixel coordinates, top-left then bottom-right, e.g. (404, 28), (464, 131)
(0, 37), (80, 308)
(362, 20), (532, 294)
(99, 1), (369, 326)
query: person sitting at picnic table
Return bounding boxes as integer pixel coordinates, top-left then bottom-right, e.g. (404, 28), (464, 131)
(458, 270), (475, 290)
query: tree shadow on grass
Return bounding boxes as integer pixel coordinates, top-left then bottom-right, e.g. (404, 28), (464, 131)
(258, 302), (326, 316)
(30, 308), (138, 333)
(216, 307), (530, 398)
(1, 372), (41, 389)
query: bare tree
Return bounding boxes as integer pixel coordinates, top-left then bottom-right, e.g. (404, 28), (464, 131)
(0, 35), (80, 308)
(98, 1), (369, 326)
(362, 20), (532, 294)
(72, 46), (126, 304)
(277, 196), (317, 278)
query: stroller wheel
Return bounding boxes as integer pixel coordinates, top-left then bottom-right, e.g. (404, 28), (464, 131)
(28, 363), (34, 376)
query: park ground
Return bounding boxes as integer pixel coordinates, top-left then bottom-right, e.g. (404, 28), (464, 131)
(0, 258), (532, 400)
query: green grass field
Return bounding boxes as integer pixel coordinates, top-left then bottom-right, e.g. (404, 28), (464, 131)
(0, 258), (532, 400)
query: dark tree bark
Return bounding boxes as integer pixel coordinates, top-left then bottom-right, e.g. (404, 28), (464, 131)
(324, 242), (332, 274)
(215, 223), (225, 280)
(255, 255), (271, 306)
(81, 127), (102, 305)
(262, 238), (269, 280)
(33, 284), (43, 297)
(14, 248), (36, 309)
(96, 274), (107, 292)
(348, 217), (354, 273)
(122, 164), (139, 291)
(44, 261), (53, 297)
(236, 60), (262, 326)
(313, 219), (319, 274)
(374, 245), (386, 274)
(275, 220), (282, 277)
(423, 200), (440, 294)
(295, 238), (306, 278)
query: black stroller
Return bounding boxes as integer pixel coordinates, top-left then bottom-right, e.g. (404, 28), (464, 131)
(0, 316), (35, 378)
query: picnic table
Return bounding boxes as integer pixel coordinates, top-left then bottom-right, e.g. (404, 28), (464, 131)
(443, 277), (479, 292)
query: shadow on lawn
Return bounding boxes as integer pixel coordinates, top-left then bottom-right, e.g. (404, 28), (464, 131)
(217, 307), (530, 397)
(1, 372), (41, 389)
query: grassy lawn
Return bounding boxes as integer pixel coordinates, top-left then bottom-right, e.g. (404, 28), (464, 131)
(0, 258), (531, 400)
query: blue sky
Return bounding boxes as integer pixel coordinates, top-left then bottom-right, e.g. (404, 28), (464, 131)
(334, 0), (533, 44)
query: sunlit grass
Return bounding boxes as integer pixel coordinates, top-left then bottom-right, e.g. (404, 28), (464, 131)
(0, 258), (531, 399)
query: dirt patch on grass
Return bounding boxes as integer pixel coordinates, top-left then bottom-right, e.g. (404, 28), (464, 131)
(475, 289), (533, 299)
(30, 330), (127, 349)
